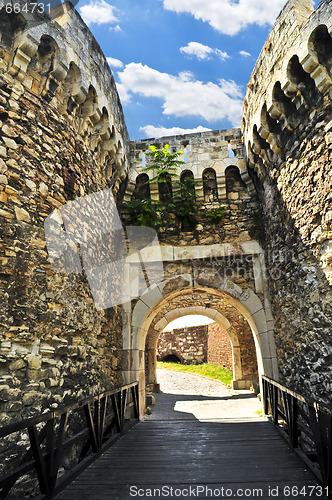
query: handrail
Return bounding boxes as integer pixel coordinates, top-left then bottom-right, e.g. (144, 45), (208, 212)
(0, 381), (139, 499)
(262, 376), (332, 497)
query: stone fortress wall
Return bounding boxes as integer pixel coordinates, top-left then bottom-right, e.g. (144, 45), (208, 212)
(0, 1), (130, 424)
(157, 325), (209, 365)
(242, 0), (332, 400)
(0, 0), (330, 431)
(157, 322), (233, 371)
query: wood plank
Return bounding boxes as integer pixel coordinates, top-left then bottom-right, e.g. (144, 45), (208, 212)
(55, 390), (328, 500)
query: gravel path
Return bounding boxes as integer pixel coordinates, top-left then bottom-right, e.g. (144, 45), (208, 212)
(145, 368), (263, 422)
(156, 367), (231, 397)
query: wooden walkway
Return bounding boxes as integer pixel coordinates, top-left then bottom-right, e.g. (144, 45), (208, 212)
(56, 386), (326, 500)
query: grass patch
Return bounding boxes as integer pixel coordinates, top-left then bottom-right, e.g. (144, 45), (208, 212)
(157, 361), (233, 386)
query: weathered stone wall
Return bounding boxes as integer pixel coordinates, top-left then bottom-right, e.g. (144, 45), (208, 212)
(243, 0), (332, 403)
(157, 325), (208, 364)
(127, 130), (259, 246)
(207, 323), (233, 371)
(157, 322), (233, 370)
(0, 2), (130, 424)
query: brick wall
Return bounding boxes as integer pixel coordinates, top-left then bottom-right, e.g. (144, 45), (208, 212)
(207, 323), (233, 371)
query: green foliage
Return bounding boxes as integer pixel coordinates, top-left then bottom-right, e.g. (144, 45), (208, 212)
(172, 175), (201, 231)
(157, 361), (233, 386)
(144, 144), (184, 182)
(122, 144), (201, 232)
(121, 198), (171, 231)
(205, 206), (227, 224)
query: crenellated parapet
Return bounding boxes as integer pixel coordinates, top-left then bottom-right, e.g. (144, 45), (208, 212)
(0, 0), (129, 191)
(129, 129), (256, 203)
(242, 0), (332, 285)
(243, 0), (331, 174)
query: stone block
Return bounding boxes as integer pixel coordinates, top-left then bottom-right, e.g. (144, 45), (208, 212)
(0, 209), (14, 219)
(39, 182), (48, 196)
(2, 137), (18, 149)
(22, 392), (42, 406)
(131, 300), (150, 328)
(15, 207), (30, 222)
(9, 359), (26, 371)
(140, 284), (163, 308)
(0, 158), (7, 173)
(26, 354), (42, 370)
(27, 369), (44, 382)
(26, 179), (36, 191)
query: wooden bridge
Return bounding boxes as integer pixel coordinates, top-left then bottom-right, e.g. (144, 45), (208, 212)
(0, 377), (331, 499)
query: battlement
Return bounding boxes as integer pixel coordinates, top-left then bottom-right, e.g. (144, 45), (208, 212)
(243, 0), (331, 166)
(0, 0), (129, 190)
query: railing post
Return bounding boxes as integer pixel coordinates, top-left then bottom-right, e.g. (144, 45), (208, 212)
(28, 425), (50, 496)
(131, 384), (139, 419)
(291, 396), (299, 449)
(0, 381), (140, 499)
(263, 378), (269, 415)
(94, 399), (101, 452)
(327, 415), (332, 492)
(273, 385), (279, 426)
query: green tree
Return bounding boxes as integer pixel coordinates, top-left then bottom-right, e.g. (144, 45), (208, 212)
(122, 144), (201, 233)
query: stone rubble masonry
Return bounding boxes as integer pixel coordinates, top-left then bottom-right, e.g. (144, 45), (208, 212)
(0, 2), (130, 425)
(0, 0), (329, 461)
(157, 325), (208, 365)
(157, 322), (233, 371)
(243, 0), (332, 402)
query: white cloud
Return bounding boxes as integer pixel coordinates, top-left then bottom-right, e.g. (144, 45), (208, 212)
(116, 63), (243, 126)
(106, 57), (123, 68)
(140, 125), (212, 138)
(110, 24), (122, 32)
(79, 0), (118, 26)
(239, 50), (251, 57)
(162, 0), (287, 35)
(180, 42), (229, 61)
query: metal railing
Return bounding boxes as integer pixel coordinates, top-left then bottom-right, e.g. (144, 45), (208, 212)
(262, 376), (332, 496)
(0, 381), (139, 499)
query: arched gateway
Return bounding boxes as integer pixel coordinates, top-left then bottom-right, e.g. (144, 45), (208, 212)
(121, 243), (278, 416)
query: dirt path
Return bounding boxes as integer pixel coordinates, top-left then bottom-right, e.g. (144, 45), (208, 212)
(145, 368), (263, 421)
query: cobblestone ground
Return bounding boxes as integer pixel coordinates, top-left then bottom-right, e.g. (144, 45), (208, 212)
(145, 368), (263, 421)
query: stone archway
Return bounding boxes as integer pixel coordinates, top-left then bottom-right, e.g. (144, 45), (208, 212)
(122, 275), (278, 416)
(145, 302), (257, 395)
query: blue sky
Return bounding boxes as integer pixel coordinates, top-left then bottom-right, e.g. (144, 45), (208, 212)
(76, 0), (317, 140)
